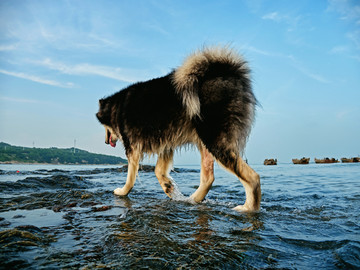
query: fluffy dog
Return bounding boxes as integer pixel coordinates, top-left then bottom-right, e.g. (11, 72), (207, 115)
(96, 47), (261, 212)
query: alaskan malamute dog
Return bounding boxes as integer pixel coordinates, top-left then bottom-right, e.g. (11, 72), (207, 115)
(96, 47), (261, 212)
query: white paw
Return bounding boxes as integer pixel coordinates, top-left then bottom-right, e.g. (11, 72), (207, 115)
(233, 204), (259, 213)
(114, 188), (128, 196)
(186, 194), (197, 204)
(189, 189), (208, 203)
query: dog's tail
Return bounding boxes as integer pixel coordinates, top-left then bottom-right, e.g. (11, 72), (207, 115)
(173, 46), (251, 118)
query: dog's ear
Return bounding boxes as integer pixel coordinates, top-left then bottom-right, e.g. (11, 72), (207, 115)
(96, 98), (111, 125)
(96, 99), (105, 123)
(99, 99), (104, 106)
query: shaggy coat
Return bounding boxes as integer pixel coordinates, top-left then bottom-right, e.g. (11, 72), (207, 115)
(96, 47), (261, 212)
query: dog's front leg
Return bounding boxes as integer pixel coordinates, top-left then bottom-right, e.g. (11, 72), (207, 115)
(114, 149), (140, 196)
(155, 151), (183, 199)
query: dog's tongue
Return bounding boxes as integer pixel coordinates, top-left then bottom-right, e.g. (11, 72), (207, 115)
(110, 134), (116, 148)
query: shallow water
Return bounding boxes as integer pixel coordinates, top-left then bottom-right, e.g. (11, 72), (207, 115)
(0, 163), (359, 269)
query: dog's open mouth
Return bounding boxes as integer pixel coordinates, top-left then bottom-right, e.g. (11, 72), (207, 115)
(106, 129), (117, 148)
(109, 134), (116, 148)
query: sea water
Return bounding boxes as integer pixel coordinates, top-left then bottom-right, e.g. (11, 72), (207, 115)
(0, 163), (359, 269)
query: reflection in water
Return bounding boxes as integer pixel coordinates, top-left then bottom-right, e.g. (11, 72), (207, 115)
(105, 197), (267, 268)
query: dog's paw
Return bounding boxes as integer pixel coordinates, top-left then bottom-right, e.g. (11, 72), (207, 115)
(232, 205), (259, 213)
(188, 193), (201, 203)
(113, 188), (128, 196)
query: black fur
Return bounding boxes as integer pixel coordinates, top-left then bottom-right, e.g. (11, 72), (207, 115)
(96, 48), (256, 164)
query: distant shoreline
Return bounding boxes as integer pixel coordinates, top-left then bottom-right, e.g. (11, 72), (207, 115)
(0, 161), (126, 166)
(0, 142), (127, 165)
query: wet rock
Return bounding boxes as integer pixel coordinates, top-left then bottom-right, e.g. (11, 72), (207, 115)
(63, 211), (77, 221)
(139, 165), (156, 172)
(74, 164), (194, 175)
(66, 202), (77, 208)
(53, 201), (78, 212)
(0, 174), (96, 192)
(12, 215), (25, 219)
(52, 206), (63, 212)
(4, 240), (38, 247)
(110, 165), (199, 173)
(0, 226), (53, 249)
(0, 218), (11, 227)
(77, 167), (126, 175)
(92, 206), (112, 212)
(48, 169), (69, 173)
(173, 168), (200, 173)
(81, 193), (92, 199)
(80, 201), (98, 207)
(16, 225), (42, 233)
(80, 263), (112, 269)
(120, 164), (155, 172)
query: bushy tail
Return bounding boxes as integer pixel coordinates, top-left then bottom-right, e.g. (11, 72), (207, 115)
(172, 46), (251, 118)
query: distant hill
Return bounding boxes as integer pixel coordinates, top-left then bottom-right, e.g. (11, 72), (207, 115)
(0, 142), (127, 165)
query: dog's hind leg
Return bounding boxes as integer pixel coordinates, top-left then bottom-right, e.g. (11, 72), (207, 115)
(155, 150), (182, 199)
(233, 157), (261, 212)
(114, 149), (140, 196)
(190, 145), (214, 203)
(217, 153), (261, 212)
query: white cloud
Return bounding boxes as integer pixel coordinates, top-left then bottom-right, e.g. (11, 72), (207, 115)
(329, 40), (360, 61)
(261, 11), (301, 25)
(0, 4), (122, 54)
(0, 69), (74, 88)
(0, 96), (40, 104)
(242, 45), (274, 56)
(327, 1), (360, 58)
(262, 12), (282, 21)
(33, 58), (148, 83)
(329, 45), (349, 54)
(242, 45), (330, 83)
(346, 31), (360, 50)
(261, 11), (303, 40)
(336, 108), (360, 120)
(327, 0), (360, 23)
(293, 64), (330, 84)
(143, 21), (170, 36)
(0, 44), (18, 51)
(241, 45), (293, 58)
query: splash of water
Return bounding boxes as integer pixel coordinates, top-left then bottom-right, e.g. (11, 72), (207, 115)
(169, 177), (188, 201)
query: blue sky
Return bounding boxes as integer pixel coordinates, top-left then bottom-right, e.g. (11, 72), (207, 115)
(0, 0), (359, 165)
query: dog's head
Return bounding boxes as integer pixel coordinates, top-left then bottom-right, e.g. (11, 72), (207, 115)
(96, 98), (119, 148)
